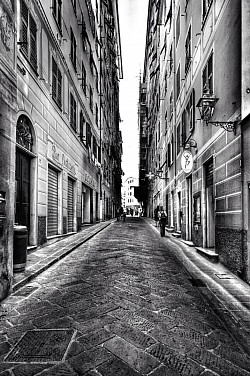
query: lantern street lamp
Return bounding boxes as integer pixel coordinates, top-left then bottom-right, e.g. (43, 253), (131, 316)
(196, 86), (237, 133)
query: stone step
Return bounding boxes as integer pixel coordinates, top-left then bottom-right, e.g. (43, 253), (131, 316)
(166, 227), (175, 233)
(196, 247), (219, 263)
(172, 232), (181, 238)
(181, 240), (195, 247)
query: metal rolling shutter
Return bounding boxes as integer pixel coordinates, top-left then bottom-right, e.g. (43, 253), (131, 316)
(47, 167), (58, 236)
(68, 178), (74, 232)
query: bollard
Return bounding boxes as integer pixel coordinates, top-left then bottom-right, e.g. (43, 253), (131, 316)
(13, 225), (28, 272)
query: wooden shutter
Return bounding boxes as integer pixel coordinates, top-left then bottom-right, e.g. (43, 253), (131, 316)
(67, 178), (74, 232)
(29, 14), (37, 69)
(205, 160), (213, 187)
(47, 167), (58, 236)
(21, 0), (28, 57)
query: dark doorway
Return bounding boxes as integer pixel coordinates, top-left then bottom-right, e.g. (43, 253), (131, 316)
(15, 151), (31, 239)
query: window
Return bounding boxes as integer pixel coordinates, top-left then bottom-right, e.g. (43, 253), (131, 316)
(181, 110), (187, 145)
(95, 103), (98, 125)
(52, 0), (62, 31)
(86, 123), (92, 148)
(20, 0), (37, 70)
(70, 93), (77, 131)
(202, 0), (213, 21)
(52, 57), (62, 108)
(202, 52), (213, 94)
(185, 26), (191, 74)
(79, 111), (85, 142)
(89, 86), (93, 111)
(165, 110), (168, 133)
(186, 89), (195, 132)
(93, 136), (97, 158)
(81, 63), (86, 94)
(169, 91), (173, 118)
(176, 122), (181, 155)
(176, 64), (181, 99)
(70, 28), (77, 70)
(71, 0), (76, 14)
(176, 7), (180, 46)
(169, 45), (173, 74)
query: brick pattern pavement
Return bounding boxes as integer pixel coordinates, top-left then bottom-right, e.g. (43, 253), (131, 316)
(0, 218), (250, 375)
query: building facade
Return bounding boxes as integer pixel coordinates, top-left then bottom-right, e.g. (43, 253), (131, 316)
(0, 0), (16, 300)
(138, 0), (250, 283)
(122, 177), (141, 215)
(0, 0), (122, 300)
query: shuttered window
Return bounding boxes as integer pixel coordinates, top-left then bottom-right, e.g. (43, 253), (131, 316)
(70, 93), (77, 131)
(70, 28), (77, 70)
(205, 160), (213, 187)
(20, 0), (37, 71)
(67, 178), (74, 232)
(52, 58), (62, 109)
(52, 0), (62, 31)
(47, 167), (58, 236)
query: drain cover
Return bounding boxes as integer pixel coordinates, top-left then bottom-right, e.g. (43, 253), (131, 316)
(13, 286), (39, 297)
(215, 274), (236, 280)
(5, 329), (75, 363)
(189, 278), (207, 287)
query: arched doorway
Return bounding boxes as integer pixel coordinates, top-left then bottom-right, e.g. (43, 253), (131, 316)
(15, 115), (35, 244)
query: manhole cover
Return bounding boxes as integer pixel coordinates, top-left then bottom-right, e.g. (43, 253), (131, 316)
(189, 278), (207, 287)
(5, 329), (75, 363)
(13, 285), (39, 297)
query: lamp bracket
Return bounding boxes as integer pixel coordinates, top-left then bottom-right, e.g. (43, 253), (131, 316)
(206, 120), (237, 134)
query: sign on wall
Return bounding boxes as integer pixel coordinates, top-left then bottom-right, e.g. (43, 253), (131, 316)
(181, 150), (193, 173)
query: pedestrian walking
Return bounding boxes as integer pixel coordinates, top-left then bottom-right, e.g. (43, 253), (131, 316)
(116, 208), (120, 221)
(154, 207), (160, 227)
(159, 209), (167, 237)
(122, 211), (126, 221)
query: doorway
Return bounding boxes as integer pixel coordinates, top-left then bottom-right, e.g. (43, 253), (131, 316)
(15, 151), (31, 240)
(205, 159), (215, 248)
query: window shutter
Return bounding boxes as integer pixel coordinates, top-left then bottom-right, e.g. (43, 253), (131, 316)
(57, 69), (62, 107)
(52, 58), (57, 101)
(29, 14), (37, 69)
(21, 0), (28, 56)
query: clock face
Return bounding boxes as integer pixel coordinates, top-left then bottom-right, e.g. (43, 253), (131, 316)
(181, 150), (193, 173)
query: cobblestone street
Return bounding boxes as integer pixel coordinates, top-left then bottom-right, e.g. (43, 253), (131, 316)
(1, 218), (250, 375)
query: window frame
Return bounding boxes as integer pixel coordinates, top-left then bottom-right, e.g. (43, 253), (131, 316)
(70, 93), (77, 131)
(202, 51), (213, 94)
(70, 27), (77, 71)
(52, 0), (62, 32)
(20, 0), (38, 72)
(185, 25), (192, 74)
(52, 57), (62, 109)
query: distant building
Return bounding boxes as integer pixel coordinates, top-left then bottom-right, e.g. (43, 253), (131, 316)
(122, 177), (141, 216)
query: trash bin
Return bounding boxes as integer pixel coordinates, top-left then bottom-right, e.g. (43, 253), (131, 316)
(13, 225), (28, 272)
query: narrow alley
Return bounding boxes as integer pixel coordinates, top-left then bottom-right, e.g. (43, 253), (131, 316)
(1, 218), (250, 375)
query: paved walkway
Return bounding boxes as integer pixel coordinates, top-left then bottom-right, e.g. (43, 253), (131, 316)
(0, 217), (249, 375)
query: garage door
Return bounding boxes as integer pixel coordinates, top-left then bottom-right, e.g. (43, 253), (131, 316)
(47, 167), (58, 236)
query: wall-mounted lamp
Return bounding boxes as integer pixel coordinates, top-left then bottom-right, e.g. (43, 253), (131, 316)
(196, 86), (237, 133)
(182, 138), (197, 152)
